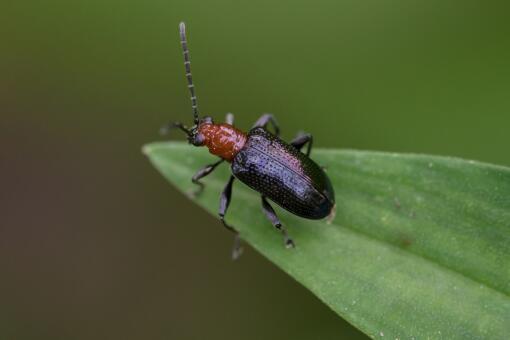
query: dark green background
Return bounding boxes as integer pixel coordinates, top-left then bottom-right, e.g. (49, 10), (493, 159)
(2, 1), (509, 339)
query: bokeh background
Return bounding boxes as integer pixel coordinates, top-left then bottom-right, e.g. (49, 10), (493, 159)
(2, 1), (510, 339)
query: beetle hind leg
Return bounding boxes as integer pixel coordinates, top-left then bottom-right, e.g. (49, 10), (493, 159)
(189, 159), (224, 198)
(219, 175), (244, 260)
(261, 196), (295, 248)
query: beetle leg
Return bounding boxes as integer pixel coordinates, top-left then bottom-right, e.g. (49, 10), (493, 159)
(290, 132), (313, 157)
(327, 204), (336, 224)
(189, 159), (224, 198)
(159, 121), (191, 136)
(219, 175), (243, 260)
(225, 112), (234, 125)
(261, 196), (295, 248)
(252, 113), (280, 136)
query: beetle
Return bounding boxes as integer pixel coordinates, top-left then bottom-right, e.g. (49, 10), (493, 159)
(162, 22), (335, 259)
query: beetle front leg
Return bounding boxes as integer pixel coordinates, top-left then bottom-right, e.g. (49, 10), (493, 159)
(261, 196), (295, 248)
(159, 121), (191, 136)
(189, 159), (224, 198)
(290, 132), (313, 157)
(252, 113), (280, 136)
(219, 175), (243, 260)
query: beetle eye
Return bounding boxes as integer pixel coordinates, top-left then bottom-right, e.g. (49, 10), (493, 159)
(191, 133), (205, 146)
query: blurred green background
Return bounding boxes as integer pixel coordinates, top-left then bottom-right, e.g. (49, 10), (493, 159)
(2, 1), (510, 339)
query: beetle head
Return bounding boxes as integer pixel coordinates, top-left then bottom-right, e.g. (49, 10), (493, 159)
(186, 116), (213, 146)
(187, 126), (204, 146)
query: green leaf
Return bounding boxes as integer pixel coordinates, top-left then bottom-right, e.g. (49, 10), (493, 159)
(143, 142), (510, 339)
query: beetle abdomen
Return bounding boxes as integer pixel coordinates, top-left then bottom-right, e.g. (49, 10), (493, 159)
(231, 128), (334, 219)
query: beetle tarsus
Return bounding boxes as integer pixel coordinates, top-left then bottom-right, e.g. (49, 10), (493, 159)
(221, 217), (243, 260)
(160, 121), (191, 136)
(261, 196), (295, 249)
(326, 204), (336, 224)
(285, 236), (295, 249)
(278, 223), (295, 249)
(218, 175), (244, 259)
(189, 159), (225, 197)
(231, 233), (244, 260)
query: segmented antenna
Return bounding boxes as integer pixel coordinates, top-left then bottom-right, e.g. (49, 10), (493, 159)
(179, 22), (199, 125)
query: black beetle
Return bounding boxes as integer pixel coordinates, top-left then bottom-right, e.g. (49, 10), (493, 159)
(162, 22), (335, 259)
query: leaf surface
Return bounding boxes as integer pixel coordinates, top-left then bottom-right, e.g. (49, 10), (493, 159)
(144, 142), (510, 339)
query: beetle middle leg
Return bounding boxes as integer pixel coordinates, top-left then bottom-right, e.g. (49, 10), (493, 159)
(189, 159), (224, 197)
(225, 112), (234, 125)
(219, 175), (243, 260)
(252, 113), (280, 136)
(261, 196), (295, 248)
(290, 132), (313, 157)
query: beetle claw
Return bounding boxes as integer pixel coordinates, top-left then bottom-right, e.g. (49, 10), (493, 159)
(231, 246), (244, 260)
(285, 238), (295, 249)
(231, 234), (244, 260)
(186, 189), (202, 199)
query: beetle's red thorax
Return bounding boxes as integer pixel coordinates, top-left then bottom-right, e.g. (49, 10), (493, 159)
(198, 123), (247, 161)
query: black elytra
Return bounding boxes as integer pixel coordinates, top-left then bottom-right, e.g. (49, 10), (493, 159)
(160, 22), (336, 259)
(232, 127), (335, 220)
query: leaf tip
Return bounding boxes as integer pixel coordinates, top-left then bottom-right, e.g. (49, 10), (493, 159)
(141, 144), (152, 156)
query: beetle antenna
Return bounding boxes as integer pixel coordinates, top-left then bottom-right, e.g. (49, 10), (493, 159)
(179, 22), (199, 125)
